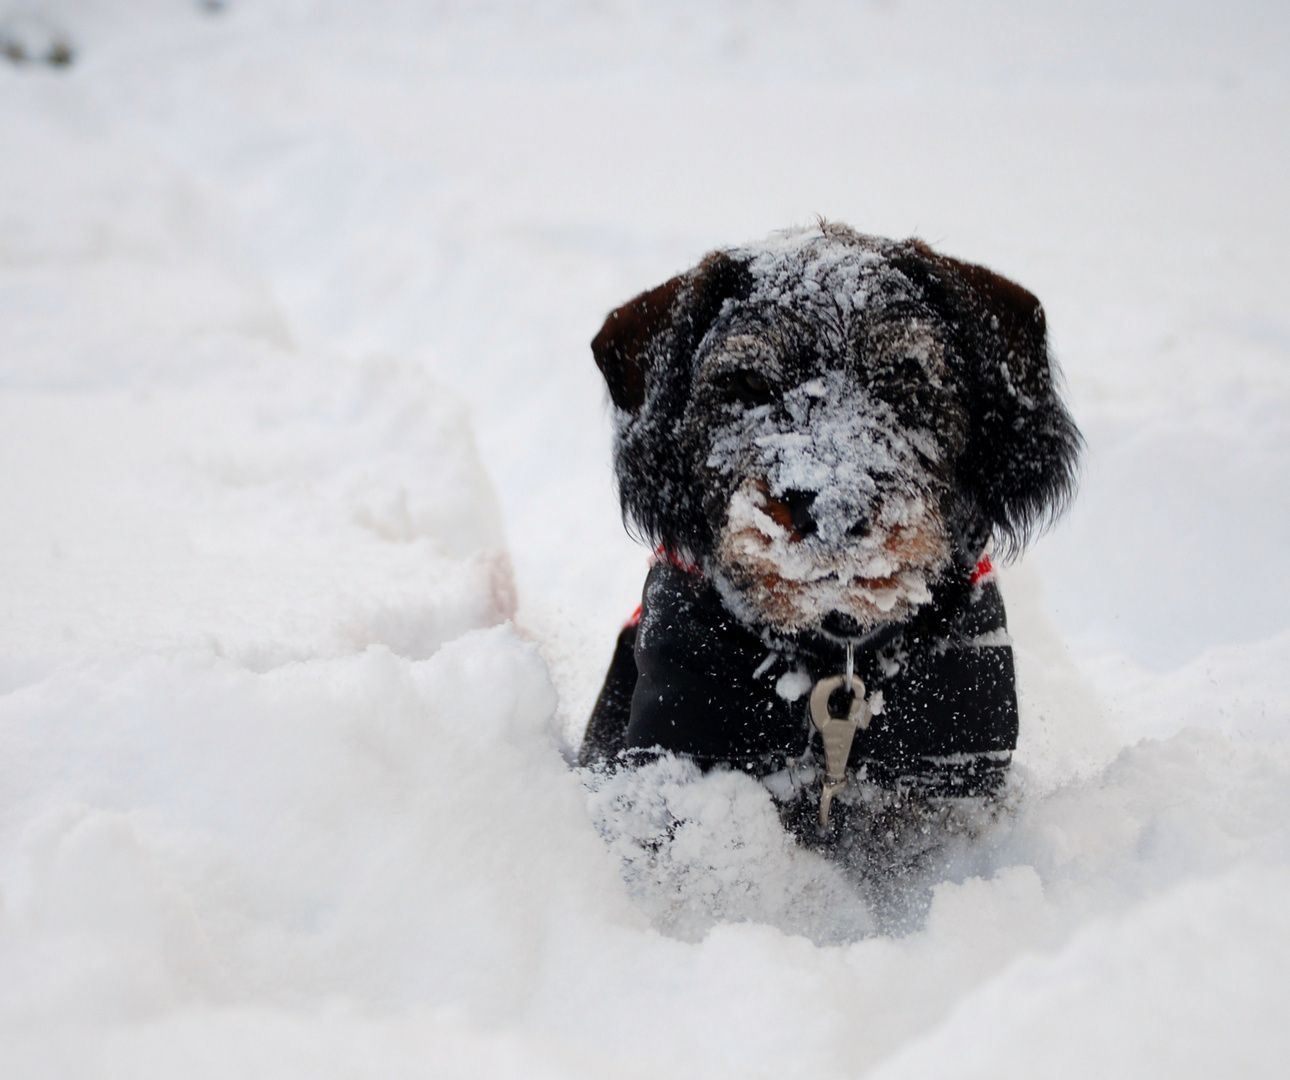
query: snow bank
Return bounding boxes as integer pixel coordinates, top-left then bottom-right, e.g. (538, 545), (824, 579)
(2, 1), (1289, 1077)
(872, 866), (1290, 1080)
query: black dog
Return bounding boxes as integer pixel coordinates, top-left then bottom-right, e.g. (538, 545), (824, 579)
(580, 223), (1079, 849)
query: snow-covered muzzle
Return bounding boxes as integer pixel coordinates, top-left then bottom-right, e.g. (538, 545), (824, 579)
(598, 224), (1080, 644)
(698, 369), (952, 636)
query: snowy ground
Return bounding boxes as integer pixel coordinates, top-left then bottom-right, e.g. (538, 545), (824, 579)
(2, 2), (1289, 1077)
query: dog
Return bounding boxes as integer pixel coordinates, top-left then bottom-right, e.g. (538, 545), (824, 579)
(579, 222), (1080, 859)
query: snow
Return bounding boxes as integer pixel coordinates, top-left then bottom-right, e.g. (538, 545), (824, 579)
(2, 1), (1289, 1077)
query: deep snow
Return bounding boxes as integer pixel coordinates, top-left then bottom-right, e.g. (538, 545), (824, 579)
(2, 2), (1289, 1077)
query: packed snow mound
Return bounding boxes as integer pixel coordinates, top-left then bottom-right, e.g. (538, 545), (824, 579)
(0, 351), (514, 682)
(0, 631), (607, 1024)
(0, 71), (514, 688)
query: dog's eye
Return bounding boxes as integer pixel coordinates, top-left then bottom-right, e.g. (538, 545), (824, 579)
(725, 369), (774, 405)
(869, 355), (928, 393)
(899, 356), (925, 380)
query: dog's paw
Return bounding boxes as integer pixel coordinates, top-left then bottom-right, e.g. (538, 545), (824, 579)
(583, 754), (873, 943)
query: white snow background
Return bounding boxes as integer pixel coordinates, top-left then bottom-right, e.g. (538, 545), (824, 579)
(2, 1), (1289, 1077)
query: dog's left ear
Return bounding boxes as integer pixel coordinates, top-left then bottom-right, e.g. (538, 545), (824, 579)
(903, 242), (1082, 552)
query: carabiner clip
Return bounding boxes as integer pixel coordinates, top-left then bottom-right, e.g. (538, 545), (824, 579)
(809, 672), (871, 828)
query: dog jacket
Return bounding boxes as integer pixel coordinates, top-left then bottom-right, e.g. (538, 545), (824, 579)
(582, 559), (1018, 796)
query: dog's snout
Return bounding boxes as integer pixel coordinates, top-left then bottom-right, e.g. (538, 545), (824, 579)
(762, 488), (818, 542)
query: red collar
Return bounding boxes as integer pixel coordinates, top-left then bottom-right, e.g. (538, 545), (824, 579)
(623, 547), (695, 627)
(655, 544), (698, 575)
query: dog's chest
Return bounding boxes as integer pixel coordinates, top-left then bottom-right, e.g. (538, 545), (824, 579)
(625, 562), (1018, 795)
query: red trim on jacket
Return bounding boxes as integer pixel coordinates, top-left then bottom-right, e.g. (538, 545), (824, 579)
(654, 545), (698, 575)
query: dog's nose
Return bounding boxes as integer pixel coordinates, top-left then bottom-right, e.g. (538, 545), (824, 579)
(847, 509), (872, 538)
(760, 486), (818, 541)
(777, 489), (818, 540)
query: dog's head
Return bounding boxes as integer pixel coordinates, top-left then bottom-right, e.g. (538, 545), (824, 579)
(595, 223), (1080, 639)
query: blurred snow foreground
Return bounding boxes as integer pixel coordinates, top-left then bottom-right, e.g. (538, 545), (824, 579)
(2, 2), (1290, 1078)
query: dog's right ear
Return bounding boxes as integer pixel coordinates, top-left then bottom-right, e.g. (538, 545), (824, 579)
(591, 276), (684, 413)
(592, 252), (753, 413)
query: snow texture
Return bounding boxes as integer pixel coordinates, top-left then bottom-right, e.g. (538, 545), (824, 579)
(2, 1), (1290, 1077)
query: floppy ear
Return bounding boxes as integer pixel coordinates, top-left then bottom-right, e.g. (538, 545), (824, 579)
(905, 242), (1082, 553)
(591, 252), (753, 414)
(597, 251), (754, 557)
(592, 277), (683, 412)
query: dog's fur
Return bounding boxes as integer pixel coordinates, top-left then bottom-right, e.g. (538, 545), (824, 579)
(581, 225), (1080, 883)
(594, 223), (1078, 641)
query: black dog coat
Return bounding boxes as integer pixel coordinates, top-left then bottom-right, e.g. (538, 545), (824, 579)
(582, 555), (1017, 798)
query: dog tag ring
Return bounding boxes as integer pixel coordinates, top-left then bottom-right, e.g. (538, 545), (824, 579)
(809, 673), (871, 829)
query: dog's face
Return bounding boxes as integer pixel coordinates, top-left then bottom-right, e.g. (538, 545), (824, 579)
(594, 224), (1080, 639)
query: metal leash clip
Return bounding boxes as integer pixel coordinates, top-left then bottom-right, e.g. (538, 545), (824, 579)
(808, 654), (872, 828)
